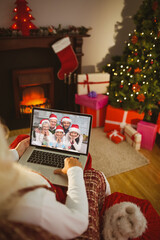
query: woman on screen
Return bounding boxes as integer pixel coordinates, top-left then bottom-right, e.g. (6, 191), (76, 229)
(52, 125), (66, 149)
(66, 124), (83, 152)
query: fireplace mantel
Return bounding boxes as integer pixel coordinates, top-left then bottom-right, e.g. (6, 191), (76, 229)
(0, 34), (90, 52)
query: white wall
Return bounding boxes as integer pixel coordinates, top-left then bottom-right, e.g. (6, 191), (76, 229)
(0, 0), (143, 73)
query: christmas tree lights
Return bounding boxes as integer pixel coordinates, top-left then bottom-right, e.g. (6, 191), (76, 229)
(104, 0), (160, 121)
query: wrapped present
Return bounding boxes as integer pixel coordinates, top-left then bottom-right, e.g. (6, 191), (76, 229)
(124, 124), (142, 150)
(137, 121), (157, 151)
(80, 106), (106, 128)
(104, 105), (144, 133)
(77, 73), (110, 95)
(75, 94), (109, 110)
(157, 112), (160, 134)
(107, 130), (125, 144)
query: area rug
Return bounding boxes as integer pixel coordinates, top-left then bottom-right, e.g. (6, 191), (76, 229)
(89, 128), (149, 178)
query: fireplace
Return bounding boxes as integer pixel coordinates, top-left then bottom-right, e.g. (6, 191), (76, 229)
(0, 34), (89, 129)
(12, 67), (54, 117)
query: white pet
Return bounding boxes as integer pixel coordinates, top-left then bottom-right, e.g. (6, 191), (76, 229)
(102, 201), (147, 240)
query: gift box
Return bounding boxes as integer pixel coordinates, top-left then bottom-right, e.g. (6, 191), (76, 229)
(75, 94), (109, 110)
(157, 112), (160, 134)
(137, 121), (157, 151)
(80, 106), (106, 128)
(77, 73), (110, 95)
(104, 105), (145, 133)
(124, 124), (142, 150)
(107, 130), (125, 144)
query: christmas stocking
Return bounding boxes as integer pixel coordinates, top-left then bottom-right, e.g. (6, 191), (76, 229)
(52, 37), (78, 80)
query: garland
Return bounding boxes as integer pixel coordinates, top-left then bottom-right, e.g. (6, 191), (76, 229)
(0, 25), (92, 37)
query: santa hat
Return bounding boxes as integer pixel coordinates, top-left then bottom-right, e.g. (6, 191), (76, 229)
(61, 116), (72, 124)
(55, 125), (64, 133)
(39, 119), (50, 128)
(69, 124), (80, 135)
(49, 114), (57, 121)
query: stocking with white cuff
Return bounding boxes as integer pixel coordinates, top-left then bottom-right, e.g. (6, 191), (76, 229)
(52, 37), (78, 80)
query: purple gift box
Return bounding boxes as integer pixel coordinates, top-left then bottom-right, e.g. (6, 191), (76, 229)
(137, 121), (157, 151)
(75, 94), (109, 110)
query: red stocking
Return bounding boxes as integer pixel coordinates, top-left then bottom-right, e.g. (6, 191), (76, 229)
(52, 37), (78, 80)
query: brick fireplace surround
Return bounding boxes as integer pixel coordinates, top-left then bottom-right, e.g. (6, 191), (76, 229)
(0, 34), (89, 130)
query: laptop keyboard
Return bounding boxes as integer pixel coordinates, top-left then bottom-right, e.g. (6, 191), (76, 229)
(27, 150), (74, 169)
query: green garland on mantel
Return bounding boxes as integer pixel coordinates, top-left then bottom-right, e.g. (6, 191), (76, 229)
(0, 25), (92, 37)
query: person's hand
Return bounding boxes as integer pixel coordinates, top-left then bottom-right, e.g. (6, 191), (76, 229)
(54, 157), (82, 175)
(15, 137), (30, 158)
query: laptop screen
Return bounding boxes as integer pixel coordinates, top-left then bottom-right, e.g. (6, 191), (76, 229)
(30, 107), (92, 156)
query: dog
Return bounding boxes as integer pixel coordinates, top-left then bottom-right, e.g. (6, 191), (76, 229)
(102, 201), (147, 240)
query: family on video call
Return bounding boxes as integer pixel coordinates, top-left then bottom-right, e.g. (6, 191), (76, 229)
(33, 113), (83, 152)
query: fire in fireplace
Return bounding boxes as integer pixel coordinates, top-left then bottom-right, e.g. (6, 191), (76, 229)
(12, 67), (54, 117)
(20, 86), (51, 114)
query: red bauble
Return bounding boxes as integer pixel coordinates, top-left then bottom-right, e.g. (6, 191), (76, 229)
(148, 110), (152, 116)
(131, 35), (138, 44)
(137, 94), (145, 102)
(120, 84), (123, 89)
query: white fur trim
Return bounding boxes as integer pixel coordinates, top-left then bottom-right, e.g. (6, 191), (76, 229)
(55, 129), (64, 132)
(52, 37), (71, 53)
(69, 127), (80, 135)
(61, 117), (71, 123)
(49, 117), (57, 121)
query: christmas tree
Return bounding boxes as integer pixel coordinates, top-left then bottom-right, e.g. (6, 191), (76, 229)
(10, 0), (37, 36)
(103, 0), (160, 122)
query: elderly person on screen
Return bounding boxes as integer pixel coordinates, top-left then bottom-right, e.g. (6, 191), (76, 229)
(34, 119), (53, 147)
(0, 123), (89, 239)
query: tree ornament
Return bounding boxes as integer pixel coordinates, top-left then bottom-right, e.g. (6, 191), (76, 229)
(131, 35), (138, 44)
(119, 84), (124, 89)
(152, 1), (158, 11)
(148, 110), (152, 116)
(134, 52), (138, 56)
(137, 94), (145, 102)
(132, 83), (141, 92)
(127, 67), (132, 72)
(150, 59), (154, 64)
(158, 101), (160, 105)
(10, 0), (37, 36)
(134, 67), (142, 74)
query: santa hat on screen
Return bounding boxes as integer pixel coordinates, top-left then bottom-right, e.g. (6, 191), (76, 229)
(69, 124), (80, 135)
(39, 119), (50, 128)
(61, 116), (72, 124)
(49, 114), (57, 121)
(55, 125), (64, 133)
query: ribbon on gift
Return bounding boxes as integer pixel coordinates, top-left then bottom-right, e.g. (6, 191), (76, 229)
(105, 111), (137, 133)
(109, 130), (124, 141)
(78, 74), (110, 94)
(124, 131), (141, 146)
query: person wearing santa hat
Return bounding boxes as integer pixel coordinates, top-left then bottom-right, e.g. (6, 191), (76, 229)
(66, 124), (83, 152)
(61, 116), (72, 135)
(35, 119), (53, 147)
(52, 125), (66, 149)
(49, 113), (58, 134)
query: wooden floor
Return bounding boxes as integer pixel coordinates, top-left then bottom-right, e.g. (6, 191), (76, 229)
(9, 128), (160, 215)
(108, 142), (160, 215)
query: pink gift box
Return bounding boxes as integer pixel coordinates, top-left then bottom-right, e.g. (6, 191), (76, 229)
(75, 94), (109, 110)
(137, 121), (157, 151)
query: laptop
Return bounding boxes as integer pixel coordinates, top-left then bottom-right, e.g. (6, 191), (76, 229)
(19, 107), (92, 186)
